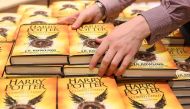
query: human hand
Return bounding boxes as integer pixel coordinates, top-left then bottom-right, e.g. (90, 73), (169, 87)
(58, 4), (103, 29)
(90, 16), (151, 76)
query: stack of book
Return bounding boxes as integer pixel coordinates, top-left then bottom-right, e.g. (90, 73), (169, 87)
(0, 13), (21, 78)
(166, 46), (190, 108)
(5, 23), (115, 77)
(0, 0), (187, 108)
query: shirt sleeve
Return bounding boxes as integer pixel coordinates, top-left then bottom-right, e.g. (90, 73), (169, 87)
(141, 0), (190, 44)
(99, 0), (135, 22)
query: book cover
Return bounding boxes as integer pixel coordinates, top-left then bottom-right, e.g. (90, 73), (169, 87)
(117, 81), (183, 109)
(11, 24), (69, 65)
(0, 25), (17, 42)
(69, 23), (114, 55)
(69, 23), (114, 64)
(58, 77), (126, 109)
(166, 46), (190, 80)
(51, 1), (85, 18)
(0, 78), (57, 109)
(0, 13), (21, 26)
(128, 41), (177, 69)
(0, 43), (13, 77)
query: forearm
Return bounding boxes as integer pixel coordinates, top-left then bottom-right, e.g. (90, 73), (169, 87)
(99, 0), (135, 21)
(141, 0), (190, 44)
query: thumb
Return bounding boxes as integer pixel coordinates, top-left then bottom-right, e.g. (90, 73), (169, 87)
(72, 13), (86, 29)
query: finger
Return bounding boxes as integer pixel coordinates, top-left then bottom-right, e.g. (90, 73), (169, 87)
(98, 48), (117, 77)
(106, 50), (126, 76)
(72, 13), (87, 29)
(58, 13), (79, 25)
(96, 37), (105, 44)
(115, 53), (134, 76)
(89, 40), (109, 70)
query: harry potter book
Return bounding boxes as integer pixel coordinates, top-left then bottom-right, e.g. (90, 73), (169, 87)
(169, 80), (190, 89)
(166, 46), (190, 88)
(63, 65), (98, 76)
(178, 97), (190, 105)
(183, 105), (190, 109)
(69, 23), (114, 64)
(0, 78), (57, 109)
(0, 43), (13, 77)
(58, 77), (126, 109)
(51, 1), (85, 18)
(5, 62), (63, 76)
(0, 13), (21, 26)
(173, 89), (190, 97)
(120, 41), (177, 79)
(161, 29), (184, 45)
(117, 81), (183, 109)
(3, 72), (61, 78)
(10, 24), (69, 65)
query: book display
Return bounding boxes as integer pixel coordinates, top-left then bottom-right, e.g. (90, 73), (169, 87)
(0, 0), (188, 109)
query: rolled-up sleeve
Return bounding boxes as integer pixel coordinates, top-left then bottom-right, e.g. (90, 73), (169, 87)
(141, 0), (190, 44)
(99, 0), (135, 21)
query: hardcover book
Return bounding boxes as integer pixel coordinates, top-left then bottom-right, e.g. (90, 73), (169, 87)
(166, 46), (190, 80)
(51, 1), (85, 18)
(183, 105), (190, 109)
(0, 13), (21, 26)
(117, 81), (183, 109)
(0, 78), (57, 109)
(5, 63), (63, 76)
(11, 24), (69, 65)
(173, 89), (190, 97)
(120, 41), (177, 79)
(63, 65), (98, 76)
(0, 43), (13, 77)
(58, 77), (126, 109)
(178, 97), (190, 105)
(161, 29), (184, 45)
(2, 72), (61, 78)
(169, 80), (190, 89)
(69, 23), (114, 64)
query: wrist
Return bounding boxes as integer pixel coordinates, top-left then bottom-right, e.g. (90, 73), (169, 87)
(133, 16), (151, 40)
